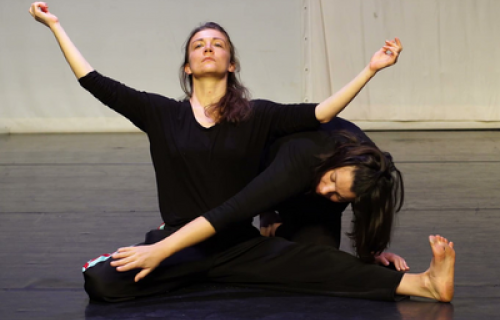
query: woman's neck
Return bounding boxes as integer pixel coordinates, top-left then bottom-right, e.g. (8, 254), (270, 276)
(190, 76), (227, 108)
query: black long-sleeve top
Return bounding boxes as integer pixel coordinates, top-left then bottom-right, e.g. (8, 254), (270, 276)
(202, 117), (375, 232)
(79, 71), (320, 228)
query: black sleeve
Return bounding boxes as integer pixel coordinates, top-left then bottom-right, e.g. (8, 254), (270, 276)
(78, 71), (152, 132)
(253, 100), (320, 139)
(202, 139), (314, 232)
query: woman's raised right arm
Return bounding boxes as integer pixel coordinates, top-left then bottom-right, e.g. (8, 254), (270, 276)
(29, 2), (93, 79)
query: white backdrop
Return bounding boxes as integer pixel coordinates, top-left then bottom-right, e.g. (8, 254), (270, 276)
(306, 0), (500, 129)
(1, 0), (499, 133)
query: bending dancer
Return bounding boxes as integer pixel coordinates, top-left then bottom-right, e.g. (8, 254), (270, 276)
(27, 2), (435, 303)
(260, 117), (409, 271)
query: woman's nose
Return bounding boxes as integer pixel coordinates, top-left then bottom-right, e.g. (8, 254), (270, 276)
(321, 184), (335, 195)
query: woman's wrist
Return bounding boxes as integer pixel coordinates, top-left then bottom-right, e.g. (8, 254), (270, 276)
(153, 238), (177, 259)
(49, 21), (62, 33)
(364, 64), (379, 77)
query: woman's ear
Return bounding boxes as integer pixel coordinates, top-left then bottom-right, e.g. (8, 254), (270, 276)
(184, 64), (192, 75)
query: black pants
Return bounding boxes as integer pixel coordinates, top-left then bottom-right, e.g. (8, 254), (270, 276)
(83, 224), (404, 303)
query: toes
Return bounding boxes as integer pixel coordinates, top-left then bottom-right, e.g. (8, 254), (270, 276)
(435, 235), (449, 244)
(429, 235), (453, 246)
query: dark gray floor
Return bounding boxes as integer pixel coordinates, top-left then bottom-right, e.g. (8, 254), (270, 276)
(1, 131), (499, 320)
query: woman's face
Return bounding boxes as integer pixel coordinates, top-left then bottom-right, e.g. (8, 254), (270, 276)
(184, 28), (235, 78)
(316, 166), (357, 203)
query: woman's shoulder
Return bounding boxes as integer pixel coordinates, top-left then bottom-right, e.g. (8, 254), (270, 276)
(249, 99), (315, 108)
(149, 94), (186, 105)
(249, 99), (274, 108)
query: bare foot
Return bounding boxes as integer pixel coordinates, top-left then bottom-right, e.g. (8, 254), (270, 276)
(423, 235), (455, 302)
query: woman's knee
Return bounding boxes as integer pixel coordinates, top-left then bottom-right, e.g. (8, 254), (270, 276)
(83, 262), (136, 302)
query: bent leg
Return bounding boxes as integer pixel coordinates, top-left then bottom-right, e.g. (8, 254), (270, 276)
(83, 229), (216, 302)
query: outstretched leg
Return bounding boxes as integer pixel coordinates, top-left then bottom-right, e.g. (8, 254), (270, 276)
(209, 235), (405, 301)
(396, 235), (455, 302)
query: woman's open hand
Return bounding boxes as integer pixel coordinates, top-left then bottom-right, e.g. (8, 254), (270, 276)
(374, 251), (410, 272)
(111, 244), (166, 282)
(29, 2), (59, 28)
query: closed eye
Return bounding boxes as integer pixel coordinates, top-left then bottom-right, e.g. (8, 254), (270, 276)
(330, 172), (335, 183)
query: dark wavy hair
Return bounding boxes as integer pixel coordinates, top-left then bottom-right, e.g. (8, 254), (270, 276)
(179, 22), (251, 123)
(314, 131), (404, 262)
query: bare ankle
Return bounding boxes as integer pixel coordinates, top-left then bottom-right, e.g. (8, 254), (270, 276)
(420, 271), (436, 299)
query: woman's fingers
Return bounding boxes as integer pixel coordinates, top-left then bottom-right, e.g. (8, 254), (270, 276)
(116, 263), (136, 272)
(35, 2), (48, 9)
(135, 269), (152, 282)
(394, 37), (403, 51)
(111, 258), (131, 268)
(396, 258), (408, 271)
(382, 45), (398, 56)
(400, 259), (409, 271)
(110, 247), (138, 269)
(111, 255), (134, 267)
(111, 256), (140, 271)
(385, 38), (402, 52)
(378, 252), (410, 272)
(113, 247), (134, 258)
(401, 258), (409, 270)
(117, 246), (135, 253)
(40, 3), (49, 13)
(395, 260), (401, 271)
(30, 2), (46, 15)
(385, 40), (396, 47)
(29, 4), (36, 16)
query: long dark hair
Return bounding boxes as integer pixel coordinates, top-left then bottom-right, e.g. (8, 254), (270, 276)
(314, 131), (404, 262)
(179, 22), (251, 123)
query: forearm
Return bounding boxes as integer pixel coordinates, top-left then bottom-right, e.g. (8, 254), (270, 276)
(154, 217), (216, 258)
(315, 66), (376, 123)
(49, 22), (94, 79)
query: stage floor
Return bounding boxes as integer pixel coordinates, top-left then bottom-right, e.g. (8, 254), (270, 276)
(1, 131), (499, 320)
